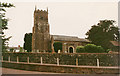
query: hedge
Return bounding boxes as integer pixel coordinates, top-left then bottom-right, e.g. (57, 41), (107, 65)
(76, 44), (105, 53)
(76, 46), (85, 53)
(2, 53), (119, 66)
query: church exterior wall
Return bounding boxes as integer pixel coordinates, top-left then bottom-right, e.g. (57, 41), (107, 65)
(54, 40), (89, 53)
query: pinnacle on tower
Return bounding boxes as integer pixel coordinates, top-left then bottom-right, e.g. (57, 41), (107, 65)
(47, 7), (48, 13)
(35, 5), (37, 11)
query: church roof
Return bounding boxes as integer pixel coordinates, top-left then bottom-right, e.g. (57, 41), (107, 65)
(51, 35), (90, 42)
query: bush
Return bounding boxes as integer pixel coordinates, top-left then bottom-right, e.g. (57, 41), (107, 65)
(76, 44), (105, 53)
(76, 46), (85, 53)
(2, 53), (119, 66)
(106, 49), (111, 53)
(10, 48), (14, 52)
(84, 44), (105, 53)
(97, 46), (105, 53)
(53, 42), (62, 53)
(84, 44), (97, 53)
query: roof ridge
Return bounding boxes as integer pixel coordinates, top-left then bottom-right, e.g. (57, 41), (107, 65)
(51, 35), (78, 38)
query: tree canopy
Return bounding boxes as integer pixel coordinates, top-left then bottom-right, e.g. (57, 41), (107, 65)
(23, 33), (32, 52)
(0, 2), (14, 52)
(53, 42), (62, 53)
(86, 20), (119, 50)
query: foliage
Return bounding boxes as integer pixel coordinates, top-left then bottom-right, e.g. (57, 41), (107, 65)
(76, 46), (85, 53)
(86, 20), (119, 50)
(2, 36), (12, 52)
(2, 53), (119, 66)
(84, 44), (105, 53)
(53, 42), (62, 53)
(106, 49), (111, 53)
(10, 48), (14, 52)
(0, 2), (14, 52)
(76, 44), (105, 53)
(23, 33), (32, 52)
(96, 46), (105, 53)
(19, 47), (24, 52)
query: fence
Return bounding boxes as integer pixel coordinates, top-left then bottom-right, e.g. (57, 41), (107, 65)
(2, 56), (102, 67)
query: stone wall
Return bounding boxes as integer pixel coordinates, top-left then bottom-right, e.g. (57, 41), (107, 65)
(2, 62), (119, 74)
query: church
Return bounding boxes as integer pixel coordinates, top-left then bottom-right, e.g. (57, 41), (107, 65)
(32, 7), (90, 53)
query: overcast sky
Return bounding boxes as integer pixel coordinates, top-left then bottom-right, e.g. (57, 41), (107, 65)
(4, 1), (118, 47)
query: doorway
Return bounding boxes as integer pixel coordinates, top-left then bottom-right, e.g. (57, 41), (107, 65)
(69, 46), (74, 53)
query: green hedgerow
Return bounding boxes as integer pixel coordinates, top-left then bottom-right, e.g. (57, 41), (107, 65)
(76, 44), (105, 53)
(76, 46), (85, 53)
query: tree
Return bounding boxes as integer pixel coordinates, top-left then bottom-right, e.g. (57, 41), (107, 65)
(0, 2), (14, 52)
(10, 48), (14, 52)
(86, 20), (119, 50)
(23, 33), (32, 52)
(53, 42), (62, 53)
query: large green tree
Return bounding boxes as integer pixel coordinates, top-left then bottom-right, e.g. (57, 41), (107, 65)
(23, 33), (32, 52)
(86, 20), (119, 50)
(0, 2), (14, 52)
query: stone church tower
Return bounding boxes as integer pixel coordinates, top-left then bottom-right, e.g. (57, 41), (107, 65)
(32, 7), (50, 52)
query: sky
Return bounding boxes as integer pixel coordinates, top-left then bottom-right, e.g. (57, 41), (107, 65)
(3, 1), (118, 47)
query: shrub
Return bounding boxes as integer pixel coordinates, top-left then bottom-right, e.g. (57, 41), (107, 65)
(84, 44), (97, 53)
(76, 46), (85, 53)
(76, 44), (105, 53)
(97, 46), (105, 53)
(10, 48), (14, 52)
(84, 44), (105, 53)
(106, 49), (111, 53)
(19, 47), (24, 52)
(53, 42), (62, 53)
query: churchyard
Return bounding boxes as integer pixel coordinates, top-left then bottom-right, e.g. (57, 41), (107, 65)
(0, 2), (119, 75)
